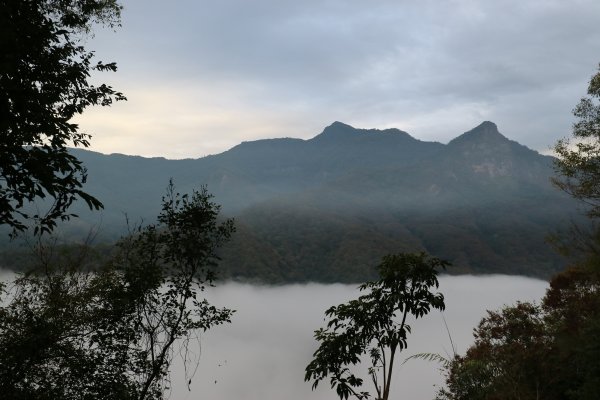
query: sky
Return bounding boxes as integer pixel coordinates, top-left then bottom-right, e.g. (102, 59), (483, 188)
(78, 0), (600, 159)
(169, 276), (548, 400)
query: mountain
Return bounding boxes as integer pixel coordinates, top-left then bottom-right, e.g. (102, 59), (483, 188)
(69, 121), (446, 223)
(215, 122), (576, 282)
(3, 122), (583, 282)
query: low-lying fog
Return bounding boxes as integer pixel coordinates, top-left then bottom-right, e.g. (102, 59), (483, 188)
(171, 275), (548, 400)
(0, 271), (547, 399)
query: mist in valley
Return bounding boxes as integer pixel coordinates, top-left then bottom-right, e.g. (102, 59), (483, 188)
(165, 275), (548, 400)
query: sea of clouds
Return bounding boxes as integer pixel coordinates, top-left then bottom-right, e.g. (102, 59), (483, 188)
(0, 270), (548, 399)
(169, 275), (548, 400)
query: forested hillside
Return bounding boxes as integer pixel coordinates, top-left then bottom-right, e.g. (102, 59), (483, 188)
(1, 122), (582, 282)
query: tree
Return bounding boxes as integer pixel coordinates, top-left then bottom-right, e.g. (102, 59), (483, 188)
(550, 63), (600, 397)
(551, 63), (600, 269)
(553, 64), (600, 218)
(542, 266), (600, 400)
(0, 183), (235, 399)
(435, 302), (555, 400)
(304, 252), (448, 400)
(436, 267), (600, 400)
(0, 0), (125, 235)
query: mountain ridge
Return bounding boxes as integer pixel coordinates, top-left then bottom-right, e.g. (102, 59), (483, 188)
(3, 121), (582, 283)
(310, 121), (416, 143)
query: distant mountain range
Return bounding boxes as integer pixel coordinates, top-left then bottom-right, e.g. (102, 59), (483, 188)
(7, 121), (584, 282)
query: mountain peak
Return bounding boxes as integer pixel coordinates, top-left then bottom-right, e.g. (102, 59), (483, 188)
(329, 121), (354, 129)
(311, 121), (358, 141)
(443, 121), (545, 177)
(311, 121), (414, 143)
(475, 120), (499, 131)
(448, 121), (509, 147)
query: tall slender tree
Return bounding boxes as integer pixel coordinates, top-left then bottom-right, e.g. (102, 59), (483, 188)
(305, 252), (448, 400)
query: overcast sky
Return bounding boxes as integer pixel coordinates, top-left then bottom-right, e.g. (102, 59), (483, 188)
(78, 0), (600, 159)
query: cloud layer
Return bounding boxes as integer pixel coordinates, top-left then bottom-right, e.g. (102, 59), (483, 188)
(0, 271), (549, 399)
(171, 275), (548, 400)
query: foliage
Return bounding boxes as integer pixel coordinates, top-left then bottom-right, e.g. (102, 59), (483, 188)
(553, 64), (600, 218)
(435, 302), (553, 400)
(304, 252), (448, 400)
(215, 200), (570, 283)
(0, 183), (235, 399)
(436, 267), (600, 400)
(542, 266), (600, 399)
(0, 0), (125, 235)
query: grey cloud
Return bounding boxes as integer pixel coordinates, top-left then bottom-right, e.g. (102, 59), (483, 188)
(87, 0), (600, 157)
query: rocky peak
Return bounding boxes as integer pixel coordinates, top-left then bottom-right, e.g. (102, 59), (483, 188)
(448, 121), (509, 147)
(442, 122), (546, 179)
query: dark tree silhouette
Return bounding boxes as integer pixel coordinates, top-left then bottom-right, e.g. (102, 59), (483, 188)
(0, 0), (125, 235)
(0, 183), (235, 399)
(305, 252), (448, 400)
